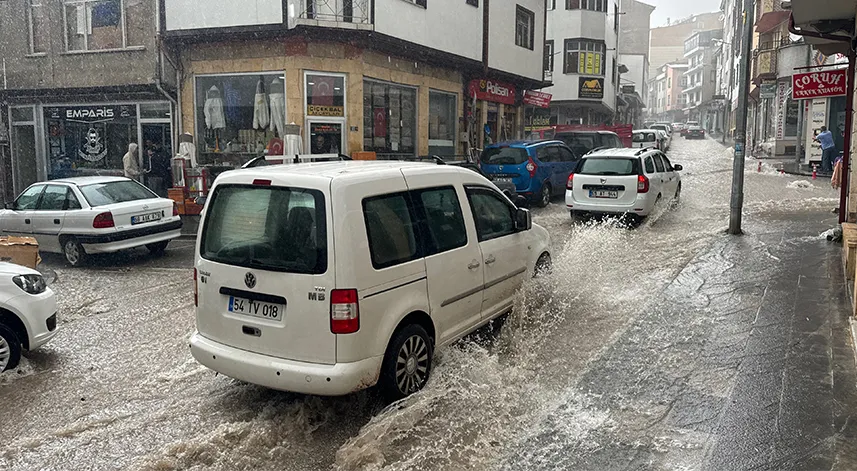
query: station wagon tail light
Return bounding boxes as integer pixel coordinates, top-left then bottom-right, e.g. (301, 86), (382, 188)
(330, 289), (359, 334)
(193, 268), (198, 307)
(637, 175), (650, 193)
(566, 173), (574, 189)
(526, 158), (537, 177)
(92, 211), (115, 229)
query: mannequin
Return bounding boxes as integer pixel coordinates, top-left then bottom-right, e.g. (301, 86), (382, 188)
(253, 77), (270, 130)
(269, 78), (286, 136)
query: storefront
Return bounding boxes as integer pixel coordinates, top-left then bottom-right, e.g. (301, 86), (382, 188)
(466, 79), (524, 148)
(7, 101), (173, 194)
(792, 68), (848, 165)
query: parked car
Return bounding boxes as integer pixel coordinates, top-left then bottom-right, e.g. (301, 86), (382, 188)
(632, 130), (663, 151)
(685, 126), (706, 139)
(650, 124), (672, 150)
(480, 140), (579, 207)
(565, 147), (683, 222)
(671, 122), (686, 133)
(681, 121), (700, 137)
(0, 177), (182, 267)
(190, 161), (551, 399)
(0, 262), (58, 372)
(554, 130), (625, 157)
(451, 162), (518, 201)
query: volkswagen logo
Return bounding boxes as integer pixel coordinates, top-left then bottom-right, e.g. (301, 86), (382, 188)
(244, 272), (256, 289)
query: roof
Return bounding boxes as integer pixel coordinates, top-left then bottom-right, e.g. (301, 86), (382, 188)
(486, 140), (564, 148)
(219, 160), (463, 181)
(51, 176), (129, 185)
(584, 148), (657, 158)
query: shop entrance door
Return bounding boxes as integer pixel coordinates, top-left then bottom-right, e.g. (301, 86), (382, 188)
(307, 121), (344, 155)
(140, 123), (173, 197)
(10, 106), (39, 195)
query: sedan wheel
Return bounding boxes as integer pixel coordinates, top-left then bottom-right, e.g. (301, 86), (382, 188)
(0, 324), (21, 373)
(63, 238), (87, 267)
(380, 324), (432, 400)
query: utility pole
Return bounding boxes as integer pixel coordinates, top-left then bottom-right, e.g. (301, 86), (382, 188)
(728, 0), (755, 235)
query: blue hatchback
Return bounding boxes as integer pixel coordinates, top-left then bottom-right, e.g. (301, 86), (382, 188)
(480, 140), (579, 207)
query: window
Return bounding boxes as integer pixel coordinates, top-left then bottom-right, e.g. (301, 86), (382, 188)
(515, 6), (535, 50)
(64, 0), (144, 52)
(566, 0), (607, 11)
(428, 91), (457, 157)
(364, 80), (417, 157)
(564, 39), (605, 75)
(415, 187), (467, 256)
(661, 154), (674, 171)
(79, 180), (156, 206)
(644, 157), (655, 173)
(28, 0), (48, 54)
(711, 71), (717, 83)
(466, 189), (515, 241)
(559, 146), (577, 162)
(653, 154), (665, 172)
(547, 0), (556, 9)
(466, 0), (478, 5)
(364, 193), (419, 269)
(482, 147), (529, 165)
(667, 77), (671, 89)
(201, 185), (328, 274)
(403, 0), (427, 6)
(577, 158), (639, 175)
(613, 3), (619, 32)
(544, 40), (555, 73)
(38, 185), (72, 211)
(15, 185), (45, 210)
(306, 74), (346, 117)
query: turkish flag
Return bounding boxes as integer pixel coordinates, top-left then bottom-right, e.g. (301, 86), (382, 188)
(374, 108), (387, 137)
(313, 77), (335, 106)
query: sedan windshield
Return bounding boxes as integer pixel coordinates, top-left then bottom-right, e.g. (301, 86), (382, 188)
(577, 157), (640, 176)
(79, 181), (158, 206)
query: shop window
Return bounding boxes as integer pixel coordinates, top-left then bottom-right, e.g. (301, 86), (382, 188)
(428, 91), (457, 157)
(305, 74), (346, 118)
(194, 73), (287, 165)
(63, 0), (146, 51)
(139, 102), (171, 120)
(363, 80), (417, 157)
(785, 98), (799, 137)
(28, 0), (48, 54)
(563, 38), (605, 75)
(43, 105), (139, 179)
(515, 5), (535, 50)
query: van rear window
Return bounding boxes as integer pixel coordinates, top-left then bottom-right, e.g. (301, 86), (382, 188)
(482, 148), (529, 165)
(633, 132), (656, 142)
(200, 185), (327, 274)
(577, 158), (640, 176)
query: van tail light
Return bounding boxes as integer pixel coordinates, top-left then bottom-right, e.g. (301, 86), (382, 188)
(637, 175), (650, 193)
(330, 289), (359, 334)
(566, 173), (574, 190)
(92, 212), (115, 229)
(173, 203), (179, 217)
(526, 158), (537, 177)
(193, 268), (198, 307)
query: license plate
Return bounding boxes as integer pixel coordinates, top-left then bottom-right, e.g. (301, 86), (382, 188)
(590, 190), (619, 198)
(493, 177), (513, 183)
(228, 296), (285, 322)
(131, 211), (163, 225)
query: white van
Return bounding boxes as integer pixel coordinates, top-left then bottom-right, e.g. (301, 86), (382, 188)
(190, 161), (551, 399)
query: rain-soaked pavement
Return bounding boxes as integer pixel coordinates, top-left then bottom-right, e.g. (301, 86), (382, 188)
(2, 137), (857, 471)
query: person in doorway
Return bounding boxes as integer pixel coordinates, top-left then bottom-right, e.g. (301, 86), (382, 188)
(123, 143), (146, 181)
(146, 147), (171, 197)
(311, 135), (331, 154)
(814, 126), (836, 173)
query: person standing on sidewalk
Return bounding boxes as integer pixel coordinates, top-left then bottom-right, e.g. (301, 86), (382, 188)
(814, 126), (836, 173)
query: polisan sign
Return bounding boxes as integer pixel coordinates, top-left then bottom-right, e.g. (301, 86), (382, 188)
(792, 69), (847, 100)
(468, 79), (517, 105)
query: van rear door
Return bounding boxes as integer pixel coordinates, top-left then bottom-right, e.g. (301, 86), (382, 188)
(195, 179), (337, 364)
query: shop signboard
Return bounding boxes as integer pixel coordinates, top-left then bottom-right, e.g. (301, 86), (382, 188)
(805, 98), (827, 164)
(307, 105), (345, 117)
(46, 104), (136, 123)
(775, 81), (786, 140)
(760, 82), (777, 99)
(578, 77), (604, 99)
(468, 79), (516, 105)
(523, 91), (552, 108)
(792, 69), (847, 100)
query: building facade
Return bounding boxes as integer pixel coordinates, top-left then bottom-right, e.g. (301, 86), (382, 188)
(541, 0), (621, 125)
(165, 0), (547, 166)
(617, 0), (655, 128)
(0, 0), (177, 199)
(648, 12), (723, 79)
(682, 29), (722, 129)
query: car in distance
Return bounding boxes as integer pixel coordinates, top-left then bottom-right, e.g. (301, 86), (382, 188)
(685, 126), (706, 139)
(632, 130), (663, 151)
(190, 161), (551, 399)
(480, 140), (579, 207)
(0, 177), (182, 267)
(0, 262), (58, 372)
(565, 147), (683, 222)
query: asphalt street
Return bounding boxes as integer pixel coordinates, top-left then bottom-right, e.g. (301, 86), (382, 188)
(1, 136), (855, 471)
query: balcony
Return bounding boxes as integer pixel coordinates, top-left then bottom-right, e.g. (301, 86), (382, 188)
(290, 0), (373, 29)
(752, 48), (777, 82)
(755, 0), (789, 33)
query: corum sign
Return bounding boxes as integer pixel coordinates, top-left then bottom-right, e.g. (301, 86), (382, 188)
(792, 69), (847, 100)
(469, 79), (517, 105)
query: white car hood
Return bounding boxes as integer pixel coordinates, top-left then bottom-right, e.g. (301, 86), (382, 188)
(0, 262), (40, 277)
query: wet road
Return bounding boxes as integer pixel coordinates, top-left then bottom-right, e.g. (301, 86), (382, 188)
(1, 137), (855, 471)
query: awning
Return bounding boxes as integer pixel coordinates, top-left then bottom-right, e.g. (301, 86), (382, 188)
(790, 0), (855, 55)
(756, 10), (790, 33)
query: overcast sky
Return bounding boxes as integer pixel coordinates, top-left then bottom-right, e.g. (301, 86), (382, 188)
(646, 0), (722, 28)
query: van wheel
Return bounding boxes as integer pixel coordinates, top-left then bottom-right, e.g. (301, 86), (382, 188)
(538, 184), (552, 207)
(62, 237), (87, 267)
(0, 324), (21, 373)
(146, 241), (169, 255)
(534, 253), (552, 278)
(379, 324), (433, 401)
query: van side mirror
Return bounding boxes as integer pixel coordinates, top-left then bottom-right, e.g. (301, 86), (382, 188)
(515, 208), (532, 231)
(673, 164), (683, 171)
(4, 201), (16, 210)
(515, 195), (528, 208)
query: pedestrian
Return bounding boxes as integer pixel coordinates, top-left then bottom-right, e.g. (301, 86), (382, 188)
(813, 126), (836, 173)
(123, 143), (146, 181)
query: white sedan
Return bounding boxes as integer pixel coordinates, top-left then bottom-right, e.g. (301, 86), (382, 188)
(1, 177), (182, 266)
(0, 262), (57, 372)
